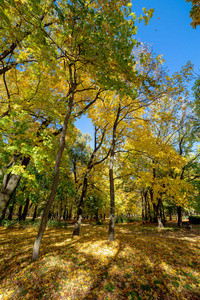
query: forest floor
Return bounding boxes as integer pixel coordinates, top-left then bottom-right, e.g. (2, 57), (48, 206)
(0, 220), (200, 300)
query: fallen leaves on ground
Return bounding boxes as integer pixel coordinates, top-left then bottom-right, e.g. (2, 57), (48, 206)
(1, 221), (200, 299)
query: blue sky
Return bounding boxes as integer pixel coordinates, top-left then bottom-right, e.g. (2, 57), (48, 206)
(75, 0), (200, 140)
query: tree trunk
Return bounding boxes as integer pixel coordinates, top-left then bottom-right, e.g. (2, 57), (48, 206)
(0, 156), (30, 224)
(161, 202), (166, 226)
(22, 196), (30, 221)
(144, 190), (148, 221)
(147, 195), (152, 222)
(18, 205), (23, 222)
(69, 205), (72, 220)
(108, 101), (121, 242)
(95, 209), (99, 221)
(63, 205), (66, 220)
(177, 206), (182, 228)
(73, 169), (90, 236)
(8, 195), (16, 221)
(153, 201), (164, 228)
(73, 214), (82, 236)
(141, 191), (144, 222)
(59, 198), (63, 220)
(32, 204), (38, 222)
(73, 126), (107, 236)
(32, 89), (74, 260)
(108, 146), (115, 241)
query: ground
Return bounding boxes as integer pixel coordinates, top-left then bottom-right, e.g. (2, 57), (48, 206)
(0, 220), (200, 299)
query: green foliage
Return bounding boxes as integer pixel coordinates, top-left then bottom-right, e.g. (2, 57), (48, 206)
(96, 220), (103, 225)
(2, 219), (17, 228)
(189, 215), (200, 224)
(115, 216), (128, 223)
(115, 216), (140, 223)
(105, 282), (115, 292)
(47, 219), (68, 229)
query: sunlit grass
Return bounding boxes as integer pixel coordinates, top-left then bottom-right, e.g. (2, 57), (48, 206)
(1, 222), (200, 299)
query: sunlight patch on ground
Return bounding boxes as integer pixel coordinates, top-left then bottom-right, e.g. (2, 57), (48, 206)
(77, 240), (119, 262)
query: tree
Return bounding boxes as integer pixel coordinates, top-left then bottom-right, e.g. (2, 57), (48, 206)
(186, 0), (200, 28)
(73, 126), (109, 236)
(31, 0), (147, 259)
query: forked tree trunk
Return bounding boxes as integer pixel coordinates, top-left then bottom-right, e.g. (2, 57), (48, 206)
(177, 206), (182, 228)
(0, 156), (30, 224)
(32, 93), (74, 260)
(73, 126), (107, 236)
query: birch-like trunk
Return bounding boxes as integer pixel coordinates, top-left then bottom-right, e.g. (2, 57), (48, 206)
(153, 201), (164, 228)
(0, 156), (30, 224)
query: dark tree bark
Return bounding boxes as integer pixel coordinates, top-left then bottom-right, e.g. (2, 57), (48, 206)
(149, 163), (164, 228)
(18, 205), (23, 222)
(69, 205), (72, 220)
(177, 206), (182, 228)
(108, 146), (115, 241)
(141, 191), (145, 222)
(8, 195), (16, 221)
(144, 190), (148, 221)
(0, 156), (30, 224)
(21, 197), (30, 221)
(63, 205), (66, 220)
(161, 202), (166, 226)
(59, 198), (63, 220)
(108, 102), (121, 242)
(32, 204), (38, 222)
(147, 194), (152, 222)
(95, 209), (99, 221)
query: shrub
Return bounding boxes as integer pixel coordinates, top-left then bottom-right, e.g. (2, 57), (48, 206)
(115, 216), (127, 223)
(189, 216), (200, 224)
(127, 217), (141, 223)
(47, 219), (67, 228)
(96, 220), (103, 225)
(2, 219), (17, 228)
(115, 216), (141, 223)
